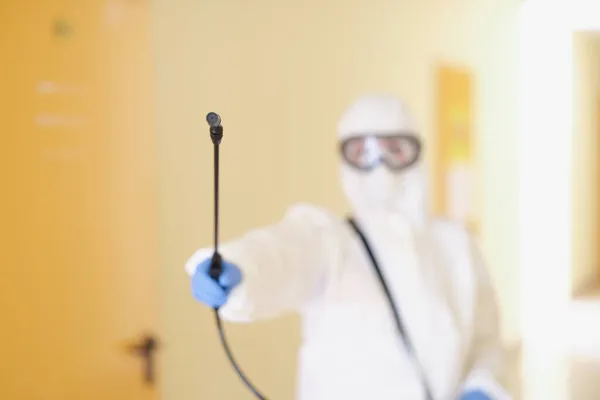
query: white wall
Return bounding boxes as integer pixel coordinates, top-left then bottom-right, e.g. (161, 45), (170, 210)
(518, 0), (574, 352)
(153, 0), (522, 398)
(517, 3), (600, 399)
(571, 32), (600, 295)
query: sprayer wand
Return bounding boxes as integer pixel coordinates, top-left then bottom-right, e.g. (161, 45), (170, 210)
(205, 112), (268, 400)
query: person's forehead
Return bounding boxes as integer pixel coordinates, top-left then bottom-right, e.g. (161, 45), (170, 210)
(337, 110), (418, 141)
(337, 95), (421, 142)
(342, 130), (419, 138)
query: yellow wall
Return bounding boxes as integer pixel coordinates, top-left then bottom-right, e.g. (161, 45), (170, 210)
(571, 32), (600, 295)
(153, 0), (522, 398)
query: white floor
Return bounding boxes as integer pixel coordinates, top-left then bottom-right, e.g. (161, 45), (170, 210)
(517, 288), (600, 400)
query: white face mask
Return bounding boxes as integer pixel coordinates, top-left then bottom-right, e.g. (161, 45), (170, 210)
(337, 94), (429, 226)
(340, 163), (427, 223)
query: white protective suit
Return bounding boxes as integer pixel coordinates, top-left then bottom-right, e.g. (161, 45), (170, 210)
(186, 94), (511, 400)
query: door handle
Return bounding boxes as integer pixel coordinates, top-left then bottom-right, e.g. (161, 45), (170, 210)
(126, 334), (159, 386)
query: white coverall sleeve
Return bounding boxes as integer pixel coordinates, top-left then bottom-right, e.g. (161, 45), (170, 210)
(185, 204), (340, 322)
(460, 235), (513, 400)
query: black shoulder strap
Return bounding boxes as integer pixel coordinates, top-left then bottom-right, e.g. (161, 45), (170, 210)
(347, 217), (434, 400)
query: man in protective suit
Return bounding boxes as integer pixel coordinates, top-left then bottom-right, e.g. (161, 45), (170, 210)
(186, 94), (512, 400)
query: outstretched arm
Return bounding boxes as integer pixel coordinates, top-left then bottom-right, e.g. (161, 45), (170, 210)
(185, 204), (341, 322)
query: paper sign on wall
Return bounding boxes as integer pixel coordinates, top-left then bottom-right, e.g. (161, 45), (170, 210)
(434, 64), (479, 234)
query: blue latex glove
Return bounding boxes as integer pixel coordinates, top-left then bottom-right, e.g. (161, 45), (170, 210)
(191, 257), (242, 308)
(459, 390), (492, 400)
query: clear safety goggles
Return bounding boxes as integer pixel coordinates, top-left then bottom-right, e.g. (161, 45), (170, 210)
(339, 133), (422, 172)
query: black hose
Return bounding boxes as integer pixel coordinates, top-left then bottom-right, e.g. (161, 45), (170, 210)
(213, 309), (268, 399)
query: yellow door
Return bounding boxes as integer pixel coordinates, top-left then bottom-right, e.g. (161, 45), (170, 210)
(0, 1), (159, 399)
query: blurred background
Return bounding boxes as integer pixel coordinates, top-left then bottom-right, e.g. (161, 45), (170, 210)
(1, 0), (600, 399)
